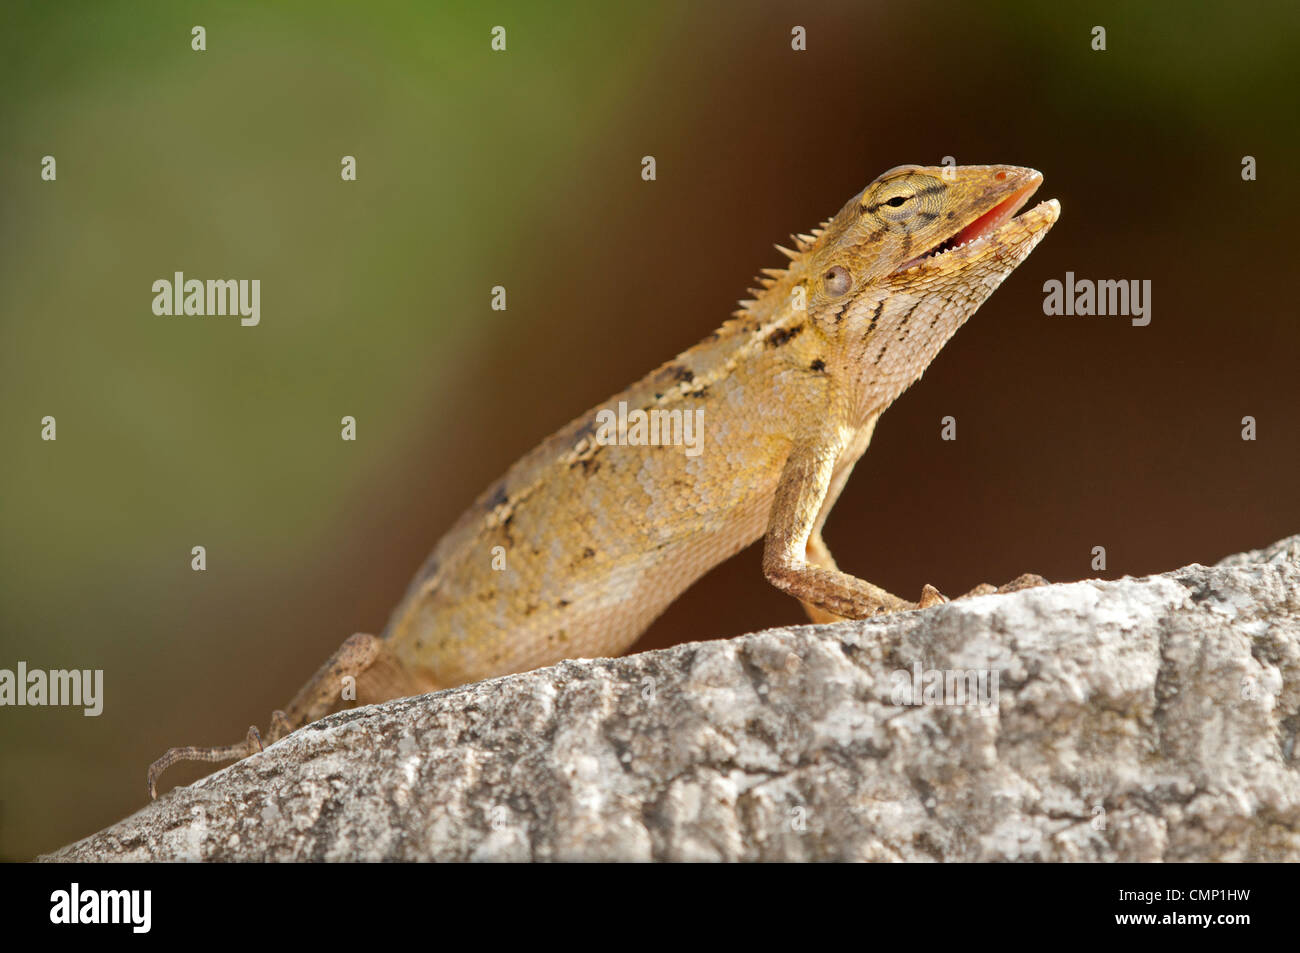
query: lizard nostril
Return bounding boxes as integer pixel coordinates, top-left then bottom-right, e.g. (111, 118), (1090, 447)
(995, 171), (1007, 180)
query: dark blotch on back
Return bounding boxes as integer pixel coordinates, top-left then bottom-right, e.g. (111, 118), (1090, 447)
(661, 363), (695, 384)
(765, 323), (804, 349)
(484, 481), (509, 510)
(572, 419), (596, 447)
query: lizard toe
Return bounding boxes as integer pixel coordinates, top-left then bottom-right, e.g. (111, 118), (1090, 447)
(999, 573), (1048, 593)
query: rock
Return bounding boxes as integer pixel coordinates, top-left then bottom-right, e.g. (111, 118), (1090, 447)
(42, 536), (1300, 861)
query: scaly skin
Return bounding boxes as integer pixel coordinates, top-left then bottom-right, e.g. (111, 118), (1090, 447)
(149, 164), (1059, 798)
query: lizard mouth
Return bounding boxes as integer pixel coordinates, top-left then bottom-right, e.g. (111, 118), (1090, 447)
(895, 178), (1054, 273)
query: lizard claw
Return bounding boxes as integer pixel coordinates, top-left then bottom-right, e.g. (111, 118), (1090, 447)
(916, 584), (948, 609)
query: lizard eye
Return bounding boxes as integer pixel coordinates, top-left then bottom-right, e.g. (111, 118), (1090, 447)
(823, 266), (852, 296)
(869, 174), (944, 224)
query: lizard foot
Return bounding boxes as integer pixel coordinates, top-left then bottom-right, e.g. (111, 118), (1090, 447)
(913, 573), (1049, 610)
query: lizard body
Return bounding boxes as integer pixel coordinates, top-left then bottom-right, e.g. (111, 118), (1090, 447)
(148, 164), (1059, 797)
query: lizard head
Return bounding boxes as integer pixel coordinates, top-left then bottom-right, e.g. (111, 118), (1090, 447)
(792, 164), (1059, 414)
(806, 164), (1058, 308)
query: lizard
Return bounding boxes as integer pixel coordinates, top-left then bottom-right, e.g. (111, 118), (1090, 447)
(147, 163), (1059, 798)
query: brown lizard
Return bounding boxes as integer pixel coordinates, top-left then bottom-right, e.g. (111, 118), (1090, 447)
(148, 163), (1059, 798)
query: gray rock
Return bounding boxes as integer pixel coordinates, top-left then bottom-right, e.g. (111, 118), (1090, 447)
(42, 536), (1300, 861)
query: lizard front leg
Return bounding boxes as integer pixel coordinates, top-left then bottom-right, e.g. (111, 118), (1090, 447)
(770, 435), (1047, 619)
(800, 533), (860, 622)
(796, 422), (868, 624)
(763, 437), (942, 618)
(147, 631), (407, 798)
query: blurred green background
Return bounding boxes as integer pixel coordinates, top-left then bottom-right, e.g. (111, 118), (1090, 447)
(2, 0), (1297, 859)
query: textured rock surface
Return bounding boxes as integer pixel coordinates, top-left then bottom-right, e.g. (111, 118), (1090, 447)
(44, 536), (1300, 861)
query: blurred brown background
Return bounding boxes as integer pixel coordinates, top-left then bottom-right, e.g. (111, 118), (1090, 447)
(1, 0), (1297, 859)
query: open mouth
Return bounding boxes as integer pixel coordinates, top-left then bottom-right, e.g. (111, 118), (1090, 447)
(896, 179), (1053, 273)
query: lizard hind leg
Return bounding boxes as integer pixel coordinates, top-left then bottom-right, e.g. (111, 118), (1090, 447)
(147, 632), (389, 799)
